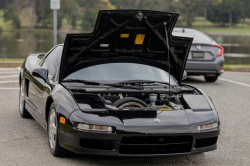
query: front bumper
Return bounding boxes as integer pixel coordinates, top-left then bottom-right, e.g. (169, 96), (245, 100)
(185, 56), (224, 75)
(59, 129), (220, 156)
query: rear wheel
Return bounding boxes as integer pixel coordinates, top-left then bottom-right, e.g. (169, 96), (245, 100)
(48, 103), (70, 157)
(19, 80), (31, 118)
(204, 75), (218, 82)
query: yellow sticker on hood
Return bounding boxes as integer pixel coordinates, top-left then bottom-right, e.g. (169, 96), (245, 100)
(120, 33), (129, 38)
(159, 108), (172, 110)
(134, 34), (145, 44)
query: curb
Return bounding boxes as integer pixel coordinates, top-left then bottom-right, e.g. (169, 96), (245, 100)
(230, 66), (250, 72)
(0, 61), (23, 68)
(206, 32), (250, 36)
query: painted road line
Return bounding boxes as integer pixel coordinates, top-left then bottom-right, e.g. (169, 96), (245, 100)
(0, 71), (20, 74)
(219, 78), (250, 87)
(0, 88), (19, 90)
(0, 68), (20, 71)
(0, 75), (19, 78)
(0, 81), (19, 83)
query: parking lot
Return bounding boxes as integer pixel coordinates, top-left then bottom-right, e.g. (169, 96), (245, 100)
(0, 68), (250, 165)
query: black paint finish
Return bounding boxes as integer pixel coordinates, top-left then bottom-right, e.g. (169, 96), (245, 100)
(59, 10), (193, 84)
(19, 10), (220, 157)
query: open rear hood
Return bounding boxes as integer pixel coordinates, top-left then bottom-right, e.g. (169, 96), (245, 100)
(59, 10), (193, 84)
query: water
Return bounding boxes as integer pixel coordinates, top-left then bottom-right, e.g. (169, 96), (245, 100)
(208, 34), (250, 64)
(0, 31), (65, 59)
(0, 31), (249, 64)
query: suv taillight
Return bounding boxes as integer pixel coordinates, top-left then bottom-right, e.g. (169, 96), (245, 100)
(213, 44), (224, 57)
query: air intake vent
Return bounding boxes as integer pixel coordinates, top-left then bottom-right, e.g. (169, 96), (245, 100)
(119, 136), (192, 154)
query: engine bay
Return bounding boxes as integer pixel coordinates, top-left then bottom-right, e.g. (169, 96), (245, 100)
(70, 86), (203, 111)
(101, 92), (186, 110)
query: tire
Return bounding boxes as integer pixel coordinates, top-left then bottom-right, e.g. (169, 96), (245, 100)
(48, 103), (70, 157)
(19, 80), (31, 118)
(204, 75), (218, 82)
(112, 97), (148, 108)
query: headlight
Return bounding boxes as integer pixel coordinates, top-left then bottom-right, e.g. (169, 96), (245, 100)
(198, 123), (218, 132)
(77, 123), (112, 132)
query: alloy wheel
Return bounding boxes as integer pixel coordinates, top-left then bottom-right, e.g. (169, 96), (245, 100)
(49, 109), (57, 150)
(19, 84), (24, 113)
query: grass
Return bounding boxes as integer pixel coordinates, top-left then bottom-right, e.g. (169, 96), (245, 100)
(195, 27), (250, 34)
(191, 17), (250, 34)
(225, 64), (250, 67)
(224, 65), (233, 71)
(224, 64), (250, 71)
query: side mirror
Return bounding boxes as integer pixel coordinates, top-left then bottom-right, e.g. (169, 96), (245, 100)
(32, 68), (48, 81)
(38, 53), (46, 59)
(182, 71), (187, 80)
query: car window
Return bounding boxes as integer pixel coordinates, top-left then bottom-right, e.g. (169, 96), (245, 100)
(172, 30), (213, 42)
(42, 46), (63, 78)
(64, 63), (177, 85)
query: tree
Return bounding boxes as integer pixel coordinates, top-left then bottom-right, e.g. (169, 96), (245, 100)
(34, 0), (52, 28)
(207, 0), (243, 27)
(78, 0), (116, 32)
(3, 3), (21, 29)
(175, 0), (199, 27)
(110, 0), (175, 11)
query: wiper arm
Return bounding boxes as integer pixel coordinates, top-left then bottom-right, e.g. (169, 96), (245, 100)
(62, 79), (143, 90)
(105, 83), (143, 90)
(62, 79), (101, 85)
(117, 80), (170, 85)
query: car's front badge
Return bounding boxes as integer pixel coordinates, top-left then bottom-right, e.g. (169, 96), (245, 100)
(153, 118), (160, 123)
(134, 34), (145, 45)
(196, 45), (202, 50)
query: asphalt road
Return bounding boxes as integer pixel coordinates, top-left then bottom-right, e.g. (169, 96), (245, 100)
(0, 68), (250, 166)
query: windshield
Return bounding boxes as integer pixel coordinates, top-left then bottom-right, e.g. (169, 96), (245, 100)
(64, 63), (177, 85)
(172, 30), (212, 43)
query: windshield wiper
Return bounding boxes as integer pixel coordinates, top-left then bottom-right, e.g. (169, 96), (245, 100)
(62, 79), (143, 90)
(62, 79), (101, 85)
(105, 83), (143, 90)
(117, 80), (170, 85)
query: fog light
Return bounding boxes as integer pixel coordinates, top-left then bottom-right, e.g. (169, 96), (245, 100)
(77, 123), (112, 132)
(198, 123), (218, 132)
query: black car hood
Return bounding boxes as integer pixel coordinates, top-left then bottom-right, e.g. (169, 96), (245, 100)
(59, 10), (193, 84)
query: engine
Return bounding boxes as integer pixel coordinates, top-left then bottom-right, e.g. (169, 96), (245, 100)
(98, 92), (188, 110)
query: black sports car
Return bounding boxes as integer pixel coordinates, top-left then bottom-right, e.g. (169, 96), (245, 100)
(19, 10), (220, 157)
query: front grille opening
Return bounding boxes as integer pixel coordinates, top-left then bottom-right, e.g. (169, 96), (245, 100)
(80, 139), (114, 150)
(121, 136), (192, 144)
(119, 136), (192, 154)
(195, 137), (218, 149)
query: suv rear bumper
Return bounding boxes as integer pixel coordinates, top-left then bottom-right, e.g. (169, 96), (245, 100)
(185, 56), (224, 75)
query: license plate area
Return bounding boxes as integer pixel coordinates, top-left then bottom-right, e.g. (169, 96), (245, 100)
(192, 52), (204, 58)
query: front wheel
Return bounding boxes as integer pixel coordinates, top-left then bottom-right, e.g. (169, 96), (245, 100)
(48, 103), (70, 157)
(204, 75), (218, 82)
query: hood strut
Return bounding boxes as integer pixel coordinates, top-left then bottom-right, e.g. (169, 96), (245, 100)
(164, 25), (171, 101)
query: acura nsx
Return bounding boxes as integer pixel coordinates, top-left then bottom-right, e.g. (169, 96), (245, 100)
(19, 10), (220, 157)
